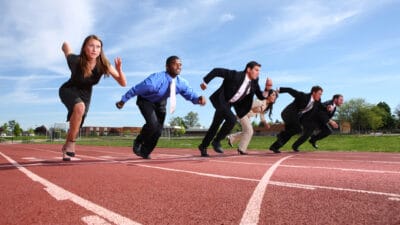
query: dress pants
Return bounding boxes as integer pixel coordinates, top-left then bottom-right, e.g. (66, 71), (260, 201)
(292, 118), (318, 149)
(135, 96), (166, 156)
(309, 123), (333, 143)
(229, 115), (253, 152)
(269, 116), (302, 150)
(200, 105), (236, 148)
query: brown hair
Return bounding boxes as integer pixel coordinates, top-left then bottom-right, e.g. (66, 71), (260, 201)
(79, 35), (111, 78)
(264, 89), (278, 119)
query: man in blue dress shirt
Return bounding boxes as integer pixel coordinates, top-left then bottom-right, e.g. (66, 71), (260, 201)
(116, 56), (206, 159)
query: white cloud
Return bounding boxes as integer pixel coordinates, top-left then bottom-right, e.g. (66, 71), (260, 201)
(0, 0), (95, 70)
(220, 13), (235, 23)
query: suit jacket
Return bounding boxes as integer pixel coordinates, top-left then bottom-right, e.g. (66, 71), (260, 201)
(203, 68), (265, 118)
(279, 87), (322, 123)
(314, 100), (336, 124)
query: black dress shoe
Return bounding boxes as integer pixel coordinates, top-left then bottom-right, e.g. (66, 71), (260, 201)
(269, 147), (281, 153)
(292, 147), (299, 152)
(309, 140), (318, 149)
(237, 149), (248, 155)
(132, 140), (142, 157)
(211, 141), (224, 153)
(198, 145), (209, 157)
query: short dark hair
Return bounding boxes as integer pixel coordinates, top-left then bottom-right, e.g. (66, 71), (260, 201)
(166, 56), (180, 66)
(332, 94), (343, 101)
(311, 85), (323, 93)
(244, 61), (261, 71)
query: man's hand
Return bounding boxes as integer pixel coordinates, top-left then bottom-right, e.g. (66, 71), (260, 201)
(116, 101), (124, 109)
(329, 120), (338, 129)
(265, 77), (273, 91)
(198, 96), (206, 105)
(200, 82), (207, 90)
(327, 105), (334, 112)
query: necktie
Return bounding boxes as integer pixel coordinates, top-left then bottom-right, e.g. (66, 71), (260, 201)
(169, 78), (176, 114)
(236, 82), (251, 102)
(301, 100), (314, 114)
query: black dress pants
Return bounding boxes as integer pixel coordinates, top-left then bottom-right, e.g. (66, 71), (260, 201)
(200, 105), (236, 148)
(135, 96), (166, 156)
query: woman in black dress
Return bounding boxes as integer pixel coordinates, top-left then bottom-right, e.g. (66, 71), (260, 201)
(59, 35), (126, 161)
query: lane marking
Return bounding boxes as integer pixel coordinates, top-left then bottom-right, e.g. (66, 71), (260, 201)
(211, 159), (400, 174)
(136, 164), (259, 182)
(388, 197), (400, 201)
(137, 163), (400, 199)
(82, 215), (112, 225)
(0, 151), (141, 225)
(240, 156), (293, 225)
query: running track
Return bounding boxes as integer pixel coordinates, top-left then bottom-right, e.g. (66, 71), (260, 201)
(1, 143), (399, 225)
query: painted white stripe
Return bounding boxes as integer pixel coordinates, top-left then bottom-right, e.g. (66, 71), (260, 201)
(82, 215), (112, 225)
(136, 164), (259, 182)
(239, 156), (292, 225)
(294, 157), (400, 165)
(388, 197), (400, 201)
(211, 159), (400, 174)
(137, 163), (400, 198)
(0, 151), (141, 225)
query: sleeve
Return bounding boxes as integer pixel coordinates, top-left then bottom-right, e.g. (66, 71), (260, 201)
(120, 75), (156, 103)
(253, 78), (266, 100)
(66, 54), (79, 71)
(279, 87), (302, 98)
(203, 68), (232, 84)
(177, 78), (200, 104)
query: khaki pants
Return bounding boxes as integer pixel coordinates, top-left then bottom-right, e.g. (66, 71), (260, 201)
(229, 116), (253, 152)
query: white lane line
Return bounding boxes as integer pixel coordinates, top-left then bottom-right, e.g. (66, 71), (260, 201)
(136, 163), (400, 199)
(389, 197), (400, 201)
(211, 159), (400, 174)
(136, 164), (259, 182)
(240, 155), (293, 225)
(0, 151), (141, 225)
(293, 157), (400, 165)
(82, 215), (112, 225)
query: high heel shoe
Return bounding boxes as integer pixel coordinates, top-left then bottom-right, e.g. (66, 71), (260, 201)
(237, 149), (248, 155)
(61, 140), (76, 161)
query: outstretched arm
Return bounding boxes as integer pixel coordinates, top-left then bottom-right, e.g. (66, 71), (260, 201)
(61, 42), (72, 58)
(108, 57), (127, 87)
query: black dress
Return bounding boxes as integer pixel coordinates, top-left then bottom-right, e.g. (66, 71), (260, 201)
(59, 54), (103, 127)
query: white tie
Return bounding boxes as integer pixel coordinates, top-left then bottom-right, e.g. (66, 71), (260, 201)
(169, 78), (176, 114)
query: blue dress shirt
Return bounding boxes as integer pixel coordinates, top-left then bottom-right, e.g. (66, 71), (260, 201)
(120, 71), (200, 104)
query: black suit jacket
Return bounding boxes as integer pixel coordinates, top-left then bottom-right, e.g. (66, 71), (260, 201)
(314, 100), (336, 124)
(203, 68), (265, 118)
(279, 87), (322, 123)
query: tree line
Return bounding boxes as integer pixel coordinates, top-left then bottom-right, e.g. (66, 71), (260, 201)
(2, 98), (400, 137)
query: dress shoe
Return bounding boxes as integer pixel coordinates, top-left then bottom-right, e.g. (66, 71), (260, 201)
(198, 145), (209, 157)
(292, 146), (300, 152)
(269, 147), (281, 154)
(211, 141), (224, 153)
(141, 153), (151, 159)
(132, 140), (142, 157)
(309, 140), (318, 149)
(227, 136), (233, 147)
(237, 149), (248, 155)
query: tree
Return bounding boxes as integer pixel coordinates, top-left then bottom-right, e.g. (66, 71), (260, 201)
(34, 125), (48, 136)
(8, 120), (16, 133)
(169, 116), (185, 127)
(183, 111), (200, 128)
(377, 102), (396, 130)
(2, 123), (8, 134)
(367, 106), (385, 131)
(13, 123), (22, 136)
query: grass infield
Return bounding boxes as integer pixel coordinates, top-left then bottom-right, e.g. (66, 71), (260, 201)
(74, 134), (400, 152)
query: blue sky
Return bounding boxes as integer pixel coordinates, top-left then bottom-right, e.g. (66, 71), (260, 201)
(1, 0), (400, 130)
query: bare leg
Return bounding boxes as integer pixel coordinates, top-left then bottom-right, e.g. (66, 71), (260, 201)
(62, 102), (85, 160)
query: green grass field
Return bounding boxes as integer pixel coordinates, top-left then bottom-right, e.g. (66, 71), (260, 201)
(73, 134), (400, 152)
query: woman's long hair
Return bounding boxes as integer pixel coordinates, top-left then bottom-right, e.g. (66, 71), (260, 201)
(79, 35), (111, 78)
(264, 89), (278, 120)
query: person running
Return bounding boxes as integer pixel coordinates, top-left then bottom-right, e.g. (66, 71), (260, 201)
(227, 86), (278, 155)
(59, 35), (127, 161)
(116, 56), (206, 159)
(198, 61), (266, 157)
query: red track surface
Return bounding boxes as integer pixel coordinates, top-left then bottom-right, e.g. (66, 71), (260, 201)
(1, 143), (399, 225)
